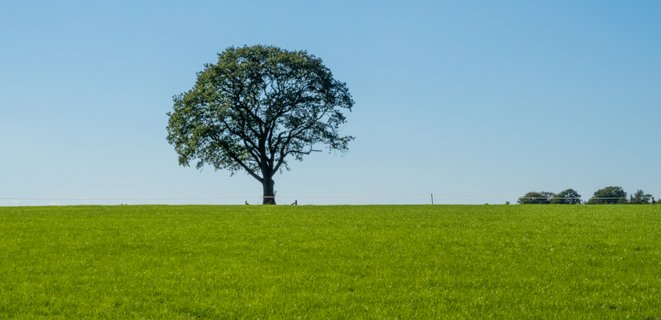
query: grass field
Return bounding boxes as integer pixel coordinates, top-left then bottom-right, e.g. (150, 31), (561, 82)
(0, 205), (659, 319)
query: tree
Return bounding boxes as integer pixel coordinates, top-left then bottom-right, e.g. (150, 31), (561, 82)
(517, 191), (554, 204)
(586, 186), (627, 204)
(550, 188), (582, 204)
(629, 189), (653, 204)
(166, 45), (354, 204)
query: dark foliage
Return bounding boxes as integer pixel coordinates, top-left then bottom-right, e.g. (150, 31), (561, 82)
(167, 45), (354, 204)
(587, 186), (627, 204)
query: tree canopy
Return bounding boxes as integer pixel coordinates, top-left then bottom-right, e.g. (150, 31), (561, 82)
(517, 191), (554, 204)
(587, 186), (627, 204)
(629, 190), (653, 204)
(550, 189), (582, 204)
(166, 45), (354, 204)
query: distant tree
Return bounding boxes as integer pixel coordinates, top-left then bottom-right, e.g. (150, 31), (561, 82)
(587, 186), (627, 204)
(629, 190), (653, 204)
(517, 191), (554, 204)
(551, 188), (582, 204)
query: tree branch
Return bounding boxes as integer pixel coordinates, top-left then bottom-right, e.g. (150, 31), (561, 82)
(211, 133), (263, 183)
(218, 117), (259, 152)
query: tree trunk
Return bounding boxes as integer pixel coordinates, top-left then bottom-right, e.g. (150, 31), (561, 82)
(262, 178), (276, 205)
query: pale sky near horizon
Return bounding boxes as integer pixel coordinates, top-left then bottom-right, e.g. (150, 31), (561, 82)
(1, 1), (660, 205)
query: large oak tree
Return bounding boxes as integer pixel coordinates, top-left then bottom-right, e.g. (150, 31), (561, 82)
(166, 45), (354, 204)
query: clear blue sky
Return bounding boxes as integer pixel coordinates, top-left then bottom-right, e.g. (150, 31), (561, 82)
(1, 1), (659, 205)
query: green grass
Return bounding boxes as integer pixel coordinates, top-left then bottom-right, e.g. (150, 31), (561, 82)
(0, 205), (659, 319)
